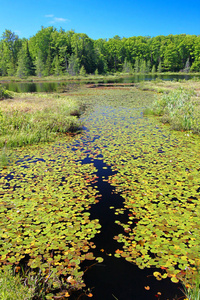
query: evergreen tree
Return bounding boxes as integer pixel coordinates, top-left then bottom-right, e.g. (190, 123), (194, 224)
(35, 51), (45, 77)
(134, 58), (140, 73)
(79, 65), (86, 76)
(122, 57), (132, 73)
(151, 65), (156, 73)
(67, 54), (80, 75)
(52, 55), (62, 76)
(25, 42), (34, 75)
(183, 58), (190, 73)
(157, 61), (162, 73)
(146, 60), (151, 73)
(45, 46), (52, 76)
(140, 60), (147, 73)
(16, 48), (29, 78)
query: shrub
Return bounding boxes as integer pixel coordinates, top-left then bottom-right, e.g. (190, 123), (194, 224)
(0, 85), (12, 100)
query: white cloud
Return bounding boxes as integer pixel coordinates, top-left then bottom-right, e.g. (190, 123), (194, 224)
(45, 14), (54, 18)
(54, 17), (68, 22)
(45, 14), (70, 24)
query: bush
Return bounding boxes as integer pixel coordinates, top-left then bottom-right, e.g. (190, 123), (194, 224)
(0, 84), (12, 100)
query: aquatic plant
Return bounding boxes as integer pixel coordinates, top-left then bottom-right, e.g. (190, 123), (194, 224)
(73, 88), (200, 293)
(0, 139), (103, 298)
(0, 86), (199, 298)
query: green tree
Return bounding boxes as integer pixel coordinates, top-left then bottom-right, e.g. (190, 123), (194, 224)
(45, 46), (52, 76)
(105, 37), (125, 72)
(157, 60), (162, 73)
(151, 65), (156, 73)
(71, 33), (96, 73)
(29, 26), (55, 72)
(79, 65), (86, 76)
(0, 29), (22, 75)
(35, 50), (45, 77)
(140, 60), (147, 73)
(183, 58), (190, 73)
(122, 57), (132, 73)
(190, 36), (200, 72)
(67, 54), (80, 75)
(134, 57), (140, 73)
(94, 39), (108, 73)
(149, 36), (162, 68)
(16, 48), (30, 78)
(52, 54), (62, 76)
(50, 29), (74, 74)
(163, 42), (180, 71)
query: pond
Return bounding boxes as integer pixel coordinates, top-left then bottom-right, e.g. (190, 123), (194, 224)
(0, 88), (199, 299)
(2, 74), (200, 93)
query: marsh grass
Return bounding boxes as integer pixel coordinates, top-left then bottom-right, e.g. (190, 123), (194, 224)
(137, 77), (200, 93)
(0, 93), (83, 148)
(0, 148), (8, 168)
(180, 269), (200, 300)
(0, 266), (69, 300)
(0, 267), (33, 300)
(143, 87), (200, 134)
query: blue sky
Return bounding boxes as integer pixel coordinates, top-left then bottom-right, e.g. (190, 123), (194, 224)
(0, 0), (200, 40)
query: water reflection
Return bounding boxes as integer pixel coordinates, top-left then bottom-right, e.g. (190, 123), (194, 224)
(2, 74), (199, 93)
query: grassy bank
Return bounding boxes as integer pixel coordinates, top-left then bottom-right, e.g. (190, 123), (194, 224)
(0, 73), (126, 83)
(0, 92), (83, 149)
(142, 80), (200, 134)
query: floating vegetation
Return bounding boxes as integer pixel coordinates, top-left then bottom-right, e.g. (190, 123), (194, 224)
(75, 88), (200, 288)
(0, 142), (102, 297)
(0, 86), (199, 298)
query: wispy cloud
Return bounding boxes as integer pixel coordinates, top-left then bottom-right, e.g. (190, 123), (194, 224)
(45, 14), (70, 24)
(45, 14), (54, 18)
(54, 17), (68, 22)
(14, 30), (22, 36)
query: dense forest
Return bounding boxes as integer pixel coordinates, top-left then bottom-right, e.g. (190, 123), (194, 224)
(0, 27), (200, 77)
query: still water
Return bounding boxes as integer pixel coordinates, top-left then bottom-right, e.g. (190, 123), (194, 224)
(2, 74), (199, 93)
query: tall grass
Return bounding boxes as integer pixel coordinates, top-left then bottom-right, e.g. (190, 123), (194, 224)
(180, 268), (200, 300)
(143, 88), (200, 134)
(0, 267), (33, 300)
(0, 94), (83, 149)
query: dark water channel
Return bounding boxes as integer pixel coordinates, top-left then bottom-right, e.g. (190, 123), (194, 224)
(76, 156), (183, 300)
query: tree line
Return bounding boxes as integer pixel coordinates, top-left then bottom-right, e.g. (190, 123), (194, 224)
(0, 27), (200, 78)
